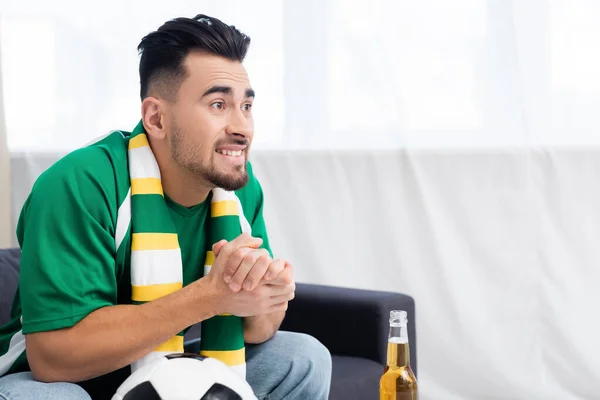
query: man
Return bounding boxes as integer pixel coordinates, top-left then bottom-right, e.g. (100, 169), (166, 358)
(0, 14), (332, 400)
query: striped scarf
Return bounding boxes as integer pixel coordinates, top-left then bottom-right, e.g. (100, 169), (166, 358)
(127, 121), (249, 378)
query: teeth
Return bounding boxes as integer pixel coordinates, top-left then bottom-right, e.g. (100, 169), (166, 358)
(217, 150), (243, 156)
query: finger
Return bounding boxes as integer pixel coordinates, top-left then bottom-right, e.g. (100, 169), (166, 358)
(228, 251), (258, 292)
(212, 240), (228, 257)
(266, 282), (296, 297)
(223, 247), (253, 285)
(229, 249), (269, 292)
(269, 301), (290, 313)
(263, 258), (285, 281)
(230, 233), (263, 249)
(268, 264), (294, 285)
(223, 247), (258, 284)
(243, 251), (271, 291)
(217, 233), (263, 262)
(270, 291), (295, 304)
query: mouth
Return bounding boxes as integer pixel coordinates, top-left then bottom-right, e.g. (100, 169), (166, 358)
(216, 149), (244, 157)
(214, 147), (247, 168)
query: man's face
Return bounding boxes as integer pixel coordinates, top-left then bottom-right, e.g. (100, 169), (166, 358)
(165, 51), (254, 191)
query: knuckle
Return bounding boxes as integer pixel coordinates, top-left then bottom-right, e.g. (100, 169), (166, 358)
(228, 250), (248, 269)
(258, 254), (271, 265)
(224, 264), (238, 277)
(225, 259), (239, 273)
(221, 241), (236, 255)
(233, 247), (249, 260)
(246, 251), (261, 264)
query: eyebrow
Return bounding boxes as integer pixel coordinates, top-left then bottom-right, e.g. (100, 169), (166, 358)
(201, 85), (255, 99)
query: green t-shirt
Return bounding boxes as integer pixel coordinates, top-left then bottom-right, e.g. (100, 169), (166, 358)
(0, 130), (272, 396)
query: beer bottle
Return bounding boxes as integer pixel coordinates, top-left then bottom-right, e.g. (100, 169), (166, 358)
(379, 310), (418, 400)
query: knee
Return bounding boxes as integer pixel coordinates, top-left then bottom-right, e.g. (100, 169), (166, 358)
(281, 332), (332, 392)
(300, 334), (332, 378)
(0, 372), (91, 400)
(46, 382), (92, 400)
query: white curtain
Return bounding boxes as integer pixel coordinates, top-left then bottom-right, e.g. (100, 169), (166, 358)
(2, 0), (600, 151)
(0, 17), (10, 248)
(3, 1), (600, 399)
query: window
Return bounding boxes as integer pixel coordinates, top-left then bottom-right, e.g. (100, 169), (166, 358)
(0, 1), (285, 151)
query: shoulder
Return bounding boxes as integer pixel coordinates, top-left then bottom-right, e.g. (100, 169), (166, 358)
(35, 132), (127, 194)
(22, 131), (130, 224)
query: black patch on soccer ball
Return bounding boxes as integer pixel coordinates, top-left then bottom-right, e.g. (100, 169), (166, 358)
(122, 381), (162, 400)
(200, 383), (243, 400)
(166, 353), (208, 362)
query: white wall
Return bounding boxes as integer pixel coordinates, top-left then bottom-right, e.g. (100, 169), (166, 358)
(9, 149), (600, 400)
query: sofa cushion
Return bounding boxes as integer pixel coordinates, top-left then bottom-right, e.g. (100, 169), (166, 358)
(330, 355), (384, 400)
(0, 248), (21, 326)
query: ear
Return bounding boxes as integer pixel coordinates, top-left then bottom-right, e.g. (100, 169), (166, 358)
(141, 97), (166, 140)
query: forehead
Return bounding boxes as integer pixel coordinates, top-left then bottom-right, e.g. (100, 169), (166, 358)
(181, 51), (250, 93)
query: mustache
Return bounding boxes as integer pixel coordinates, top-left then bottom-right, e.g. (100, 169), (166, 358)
(215, 138), (250, 148)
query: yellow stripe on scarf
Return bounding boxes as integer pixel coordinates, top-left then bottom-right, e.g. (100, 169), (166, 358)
(131, 178), (163, 196)
(132, 233), (179, 250)
(200, 348), (246, 366)
(211, 200), (239, 217)
(155, 335), (184, 352)
(205, 250), (215, 266)
(129, 134), (150, 149)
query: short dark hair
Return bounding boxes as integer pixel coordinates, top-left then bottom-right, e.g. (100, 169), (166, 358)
(137, 14), (251, 100)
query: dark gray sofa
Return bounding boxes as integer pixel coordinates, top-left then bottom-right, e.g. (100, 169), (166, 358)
(0, 247), (417, 399)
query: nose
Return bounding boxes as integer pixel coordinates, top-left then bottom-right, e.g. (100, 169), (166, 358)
(225, 108), (253, 140)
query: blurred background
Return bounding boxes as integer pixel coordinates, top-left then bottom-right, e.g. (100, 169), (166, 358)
(1, 0), (599, 399)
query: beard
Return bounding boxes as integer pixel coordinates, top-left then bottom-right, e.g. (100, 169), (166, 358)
(169, 122), (249, 191)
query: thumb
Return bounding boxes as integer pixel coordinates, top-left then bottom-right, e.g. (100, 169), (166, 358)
(249, 237), (263, 249)
(212, 240), (228, 257)
(233, 233), (263, 249)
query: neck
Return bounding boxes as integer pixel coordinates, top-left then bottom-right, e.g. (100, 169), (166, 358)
(151, 144), (212, 208)
(163, 168), (212, 207)
(387, 339), (410, 368)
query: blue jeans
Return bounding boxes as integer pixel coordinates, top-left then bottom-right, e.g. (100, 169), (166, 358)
(0, 331), (332, 400)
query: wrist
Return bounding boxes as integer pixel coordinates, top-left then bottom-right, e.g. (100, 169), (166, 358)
(190, 276), (222, 321)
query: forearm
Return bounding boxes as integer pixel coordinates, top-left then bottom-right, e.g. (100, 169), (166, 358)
(243, 310), (286, 344)
(26, 278), (218, 383)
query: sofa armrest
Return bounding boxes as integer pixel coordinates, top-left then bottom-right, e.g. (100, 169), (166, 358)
(0, 248), (21, 326)
(279, 283), (417, 373)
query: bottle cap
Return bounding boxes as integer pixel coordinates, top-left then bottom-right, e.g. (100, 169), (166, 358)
(390, 310), (407, 326)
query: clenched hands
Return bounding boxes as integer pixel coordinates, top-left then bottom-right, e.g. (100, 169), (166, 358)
(205, 233), (295, 317)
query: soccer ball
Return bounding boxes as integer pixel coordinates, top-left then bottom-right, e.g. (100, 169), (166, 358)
(111, 353), (257, 400)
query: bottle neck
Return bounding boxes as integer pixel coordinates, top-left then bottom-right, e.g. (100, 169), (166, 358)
(387, 323), (410, 367)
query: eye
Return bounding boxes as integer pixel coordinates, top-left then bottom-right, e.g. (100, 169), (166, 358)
(242, 103), (253, 112)
(211, 101), (225, 110)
